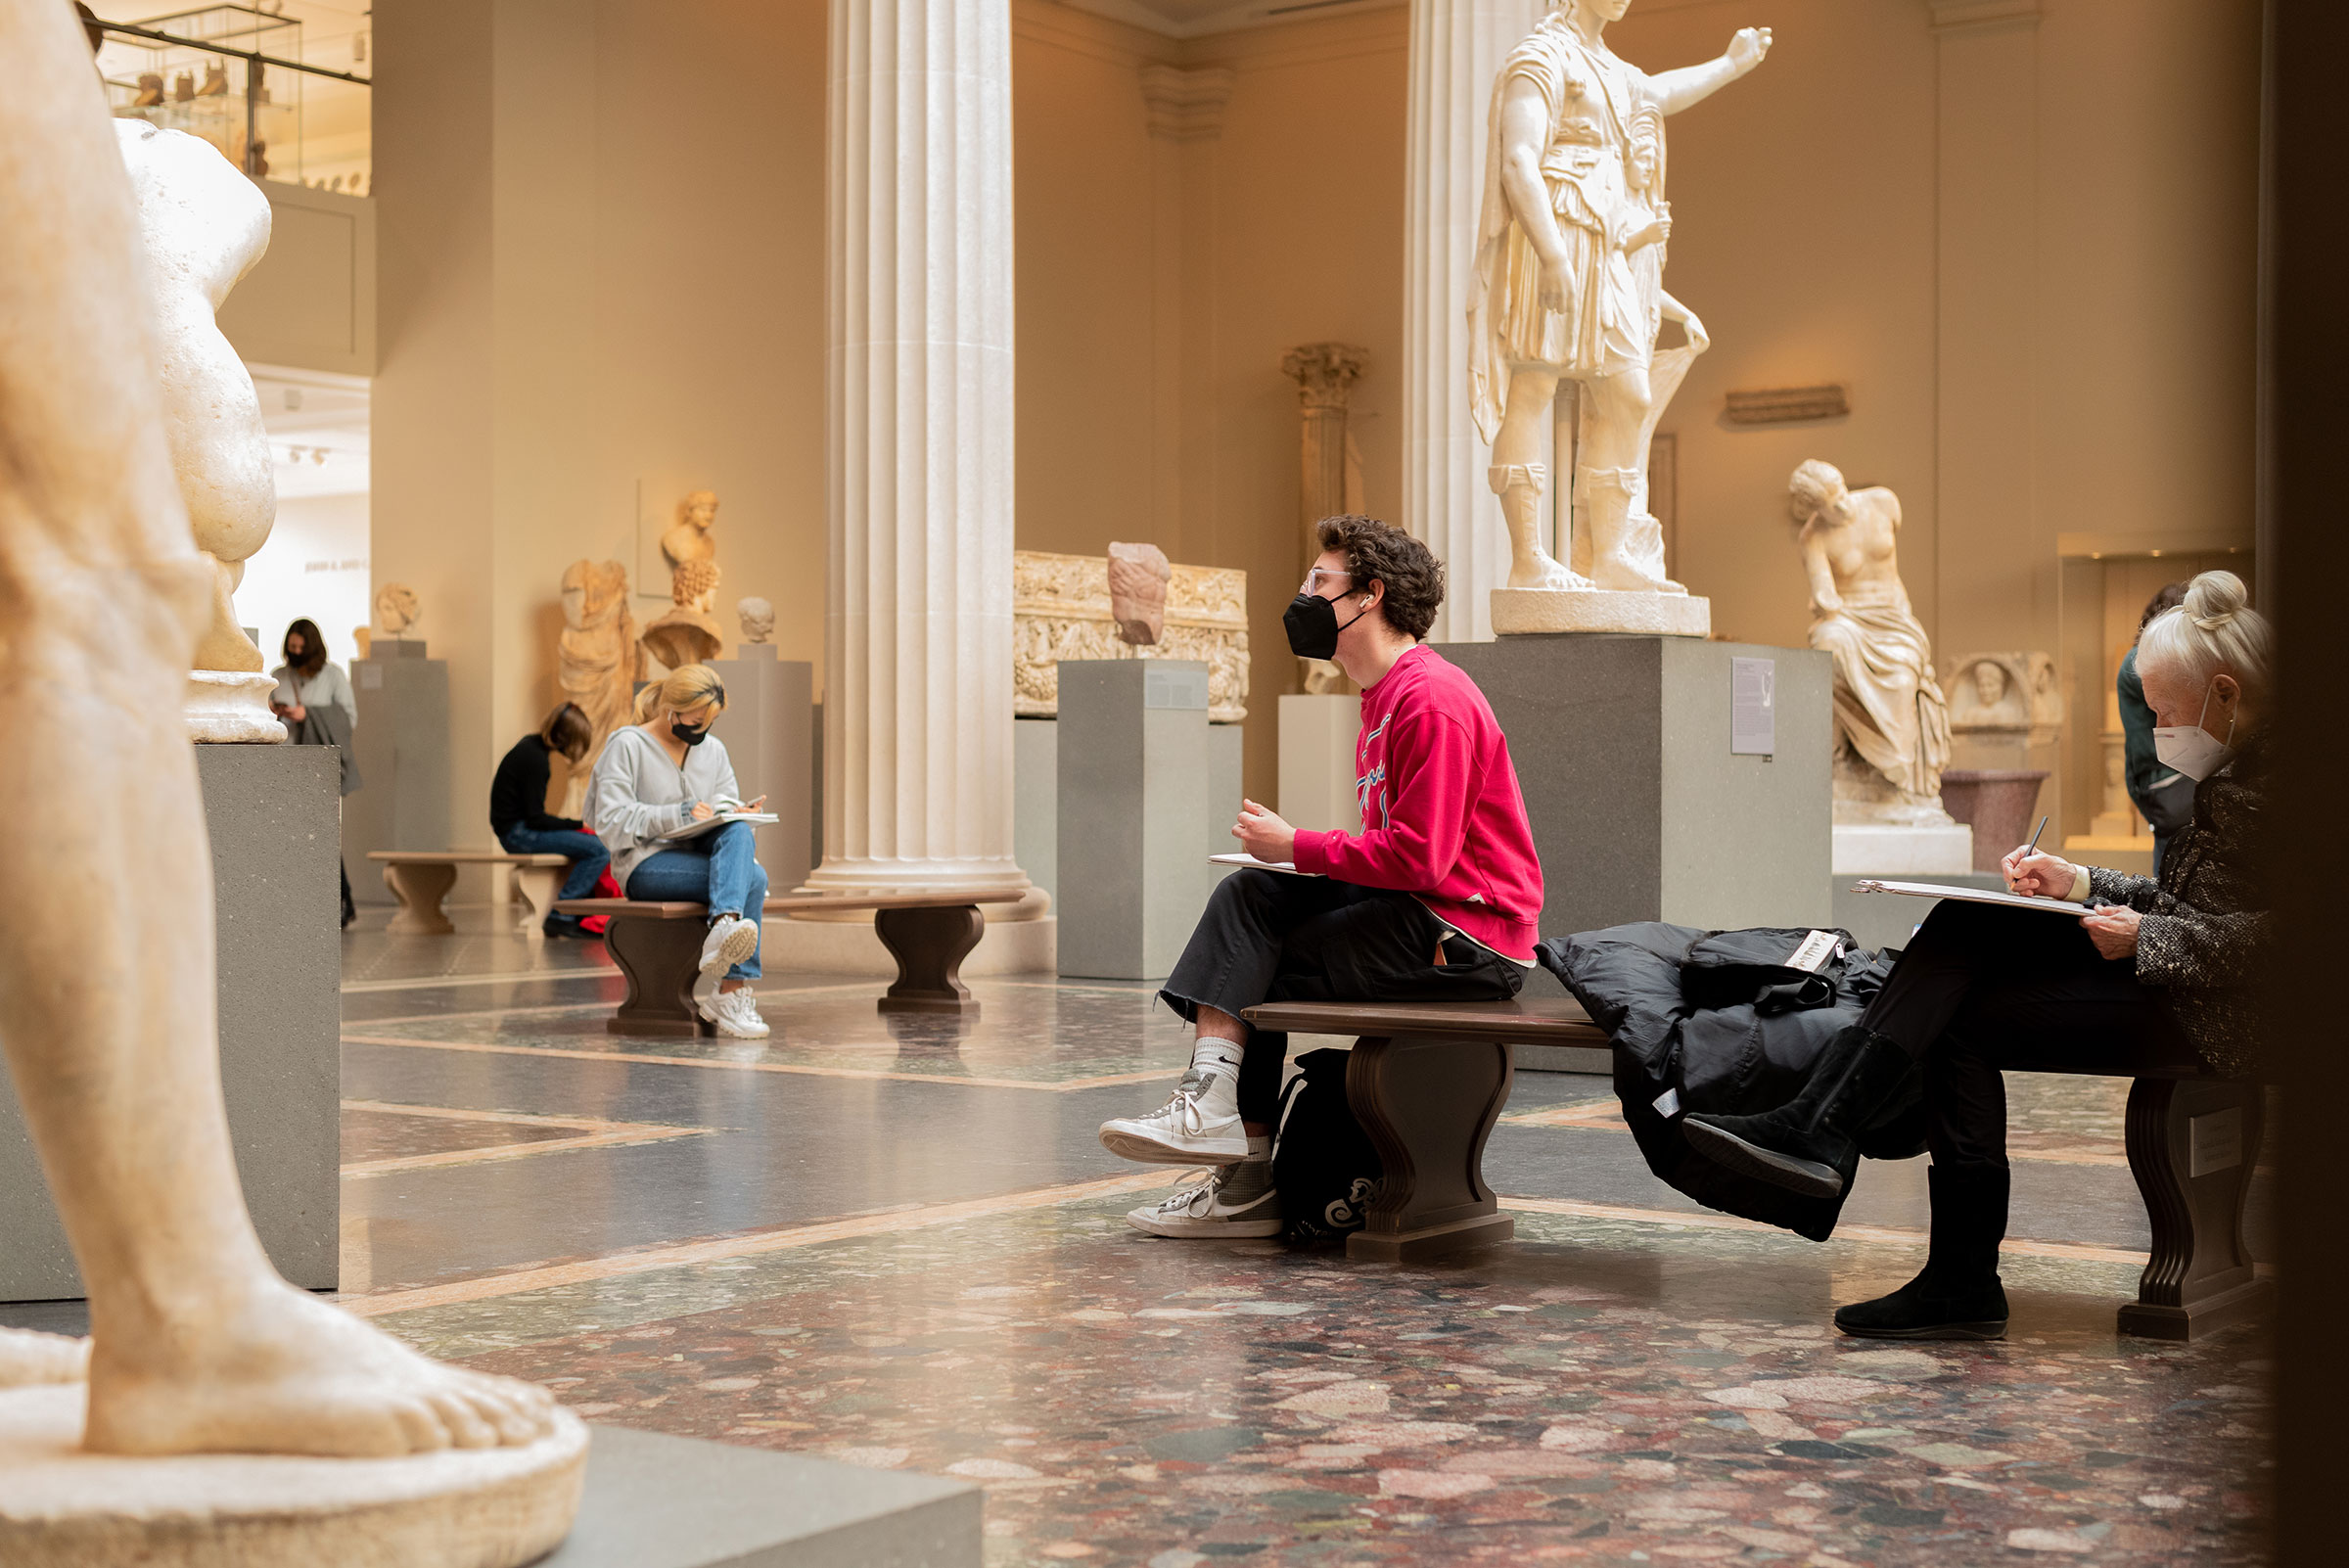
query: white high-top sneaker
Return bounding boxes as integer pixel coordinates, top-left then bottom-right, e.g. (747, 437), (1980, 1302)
(1097, 1064), (1249, 1165)
(1127, 1161), (1282, 1238)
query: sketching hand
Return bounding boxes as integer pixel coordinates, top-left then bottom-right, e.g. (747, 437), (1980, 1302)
(690, 802), (715, 821)
(1233, 799), (1299, 865)
(2002, 849), (2075, 899)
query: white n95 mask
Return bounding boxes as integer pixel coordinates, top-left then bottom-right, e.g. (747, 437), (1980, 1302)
(2151, 681), (2234, 782)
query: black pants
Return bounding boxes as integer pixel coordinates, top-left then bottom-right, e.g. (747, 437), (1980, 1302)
(1861, 899), (2199, 1170)
(1159, 869), (1524, 1124)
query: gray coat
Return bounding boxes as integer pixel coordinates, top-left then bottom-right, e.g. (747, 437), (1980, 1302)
(272, 662), (361, 796)
(584, 724), (743, 888)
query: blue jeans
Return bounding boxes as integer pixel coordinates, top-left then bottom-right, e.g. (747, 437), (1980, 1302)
(497, 824), (611, 903)
(624, 819), (766, 980)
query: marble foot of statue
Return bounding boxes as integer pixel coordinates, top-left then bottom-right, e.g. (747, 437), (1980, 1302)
(87, 1276), (555, 1457)
(1505, 553), (1593, 592)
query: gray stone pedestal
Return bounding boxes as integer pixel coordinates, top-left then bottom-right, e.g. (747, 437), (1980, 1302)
(546, 1424), (978, 1567)
(1057, 661), (1213, 981)
(1438, 635), (1834, 954)
(345, 640), (449, 904)
(0, 745), (342, 1300)
(709, 647), (815, 893)
(1014, 717), (1057, 904)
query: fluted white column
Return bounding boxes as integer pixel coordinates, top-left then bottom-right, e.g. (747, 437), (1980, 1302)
(1404, 0), (1542, 644)
(808, 0), (1028, 897)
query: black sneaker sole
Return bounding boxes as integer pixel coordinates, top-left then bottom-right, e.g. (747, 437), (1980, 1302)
(1834, 1317), (2008, 1341)
(1679, 1119), (1846, 1200)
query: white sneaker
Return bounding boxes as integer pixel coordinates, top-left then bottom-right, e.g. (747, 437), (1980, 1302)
(709, 986), (769, 1039)
(695, 915), (760, 1017)
(1127, 1162), (1283, 1238)
(1097, 1070), (1250, 1165)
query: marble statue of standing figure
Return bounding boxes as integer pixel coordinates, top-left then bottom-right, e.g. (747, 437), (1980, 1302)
(0, 0), (573, 1524)
(1469, 1), (1770, 599)
(1788, 460), (1954, 820)
(558, 559), (643, 817)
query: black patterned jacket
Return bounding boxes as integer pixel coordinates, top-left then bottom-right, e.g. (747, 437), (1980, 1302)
(2086, 733), (2270, 1077)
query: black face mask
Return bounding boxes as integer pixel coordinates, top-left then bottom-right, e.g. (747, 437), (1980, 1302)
(670, 719), (711, 747)
(1283, 592), (1368, 662)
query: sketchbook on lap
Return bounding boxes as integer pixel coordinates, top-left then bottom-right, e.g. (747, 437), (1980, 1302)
(1210, 853), (1321, 877)
(1850, 879), (2094, 918)
(659, 808), (779, 842)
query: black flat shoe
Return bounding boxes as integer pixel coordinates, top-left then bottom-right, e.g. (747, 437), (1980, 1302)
(1834, 1272), (2009, 1340)
(1680, 1025), (1914, 1200)
(1680, 1117), (1846, 1199)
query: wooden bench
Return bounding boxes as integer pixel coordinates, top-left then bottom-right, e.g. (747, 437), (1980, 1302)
(1240, 994), (2269, 1341)
(368, 850), (576, 936)
(553, 892), (1027, 1037)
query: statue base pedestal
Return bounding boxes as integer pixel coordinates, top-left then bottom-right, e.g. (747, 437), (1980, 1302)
(1491, 586), (1711, 637)
(347, 642), (450, 906)
(184, 671), (286, 744)
(1831, 822), (1975, 875)
(0, 1384), (586, 1567)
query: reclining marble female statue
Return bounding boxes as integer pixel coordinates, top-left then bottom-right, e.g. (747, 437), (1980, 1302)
(0, 0), (560, 1469)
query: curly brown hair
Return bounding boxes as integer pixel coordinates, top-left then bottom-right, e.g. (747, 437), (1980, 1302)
(1313, 514), (1445, 640)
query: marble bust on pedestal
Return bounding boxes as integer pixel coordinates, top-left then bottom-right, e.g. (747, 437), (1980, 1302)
(737, 596), (775, 647)
(661, 489), (719, 575)
(372, 582), (421, 641)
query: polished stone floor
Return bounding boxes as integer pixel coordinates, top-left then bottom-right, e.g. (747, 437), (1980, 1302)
(17, 903), (2280, 1562)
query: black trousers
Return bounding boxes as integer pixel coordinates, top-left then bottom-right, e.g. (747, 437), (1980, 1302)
(1860, 899), (2199, 1170)
(1159, 869), (1524, 1124)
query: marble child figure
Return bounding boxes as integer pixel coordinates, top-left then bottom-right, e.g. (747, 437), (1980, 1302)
(0, 0), (563, 1470)
(1680, 572), (2274, 1341)
(586, 665), (772, 1038)
(492, 701), (611, 939)
(1097, 517), (1545, 1238)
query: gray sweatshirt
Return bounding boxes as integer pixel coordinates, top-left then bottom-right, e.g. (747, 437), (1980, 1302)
(270, 662), (356, 730)
(584, 724), (743, 888)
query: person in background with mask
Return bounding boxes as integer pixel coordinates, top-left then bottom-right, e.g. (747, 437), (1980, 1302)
(2117, 580), (2191, 875)
(1678, 570), (2270, 1342)
(490, 701), (608, 940)
(585, 665), (770, 1038)
(1094, 514), (1544, 1240)
(270, 618), (361, 928)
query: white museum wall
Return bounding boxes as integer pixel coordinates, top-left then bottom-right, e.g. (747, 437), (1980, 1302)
(237, 491), (373, 673)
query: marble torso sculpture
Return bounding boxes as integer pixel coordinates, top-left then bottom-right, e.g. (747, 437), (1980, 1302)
(736, 596), (775, 645)
(558, 560), (641, 814)
(116, 119), (284, 741)
(1469, 3), (1770, 633)
(0, 7), (578, 1555)
(1107, 542), (1172, 646)
(372, 582), (420, 641)
(1789, 460), (1954, 822)
(640, 558), (725, 670)
(660, 489), (718, 574)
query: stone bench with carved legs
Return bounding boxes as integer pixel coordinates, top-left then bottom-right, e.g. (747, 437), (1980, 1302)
(367, 850), (576, 936)
(553, 892), (1026, 1038)
(1240, 994), (2269, 1341)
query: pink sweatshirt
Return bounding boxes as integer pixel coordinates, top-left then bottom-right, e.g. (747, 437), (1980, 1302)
(1290, 644), (1545, 962)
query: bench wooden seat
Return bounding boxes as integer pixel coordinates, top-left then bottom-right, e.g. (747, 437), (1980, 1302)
(554, 892), (1027, 1036)
(1241, 994), (2267, 1342)
(367, 850), (576, 935)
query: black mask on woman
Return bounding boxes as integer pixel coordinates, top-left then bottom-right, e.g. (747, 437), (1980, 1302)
(670, 719), (711, 747)
(1283, 592), (1368, 661)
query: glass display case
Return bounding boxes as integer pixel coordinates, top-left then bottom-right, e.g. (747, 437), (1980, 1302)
(95, 5), (371, 194)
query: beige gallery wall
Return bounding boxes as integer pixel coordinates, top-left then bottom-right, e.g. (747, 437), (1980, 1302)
(372, 0), (827, 853)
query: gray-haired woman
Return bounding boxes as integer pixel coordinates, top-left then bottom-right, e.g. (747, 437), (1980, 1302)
(1679, 570), (2272, 1341)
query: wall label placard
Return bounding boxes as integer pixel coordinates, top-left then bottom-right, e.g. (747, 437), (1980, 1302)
(1731, 656), (1775, 756)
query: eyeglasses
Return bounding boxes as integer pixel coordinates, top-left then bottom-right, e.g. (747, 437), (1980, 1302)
(1299, 568), (1355, 596)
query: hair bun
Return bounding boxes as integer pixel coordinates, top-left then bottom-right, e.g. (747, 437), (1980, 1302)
(2185, 569), (2247, 631)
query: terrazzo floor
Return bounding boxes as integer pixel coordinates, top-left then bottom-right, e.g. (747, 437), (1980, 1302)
(6, 902), (2276, 1562)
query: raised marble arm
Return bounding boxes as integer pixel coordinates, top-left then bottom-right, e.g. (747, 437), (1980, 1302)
(1648, 26), (1773, 116)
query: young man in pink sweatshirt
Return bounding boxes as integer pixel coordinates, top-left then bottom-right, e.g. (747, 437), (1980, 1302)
(1100, 515), (1546, 1238)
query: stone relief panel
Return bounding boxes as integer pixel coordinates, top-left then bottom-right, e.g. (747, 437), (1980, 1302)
(1013, 550), (1248, 723)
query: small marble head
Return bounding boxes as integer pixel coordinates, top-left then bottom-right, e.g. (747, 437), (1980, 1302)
(1970, 659), (2009, 709)
(737, 597), (775, 644)
(372, 582), (420, 637)
(1786, 459), (1849, 527)
(680, 490), (719, 532)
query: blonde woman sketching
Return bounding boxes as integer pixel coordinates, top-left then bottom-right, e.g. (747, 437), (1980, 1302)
(584, 665), (770, 1038)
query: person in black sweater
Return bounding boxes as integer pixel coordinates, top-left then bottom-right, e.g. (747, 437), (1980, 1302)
(492, 703), (608, 938)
